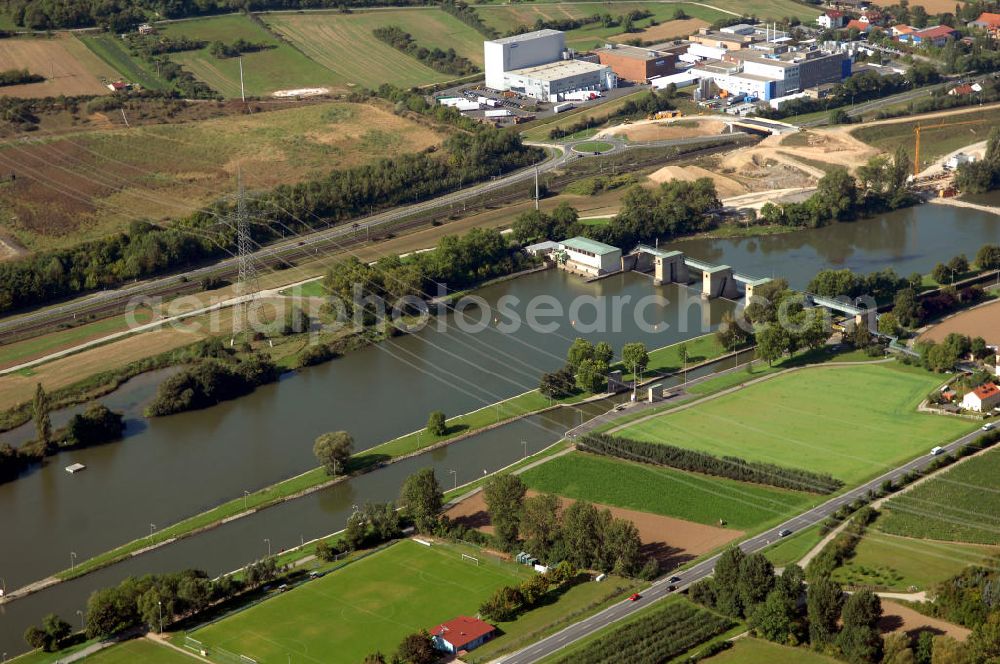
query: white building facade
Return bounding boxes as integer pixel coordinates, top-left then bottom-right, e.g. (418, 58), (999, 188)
(484, 30), (566, 90)
(559, 237), (622, 276)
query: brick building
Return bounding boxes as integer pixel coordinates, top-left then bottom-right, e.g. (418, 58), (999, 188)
(595, 44), (676, 82)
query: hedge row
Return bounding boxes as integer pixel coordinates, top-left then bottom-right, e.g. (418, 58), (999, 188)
(579, 434), (843, 494)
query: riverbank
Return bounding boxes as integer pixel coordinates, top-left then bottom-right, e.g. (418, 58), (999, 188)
(0, 332), (729, 604)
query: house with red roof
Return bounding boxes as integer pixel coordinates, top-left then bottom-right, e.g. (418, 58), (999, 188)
(891, 24), (917, 37)
(430, 616), (497, 654)
(961, 382), (1000, 412)
(949, 83), (975, 96)
(968, 12), (1000, 36)
(902, 25), (959, 46)
(845, 18), (873, 32)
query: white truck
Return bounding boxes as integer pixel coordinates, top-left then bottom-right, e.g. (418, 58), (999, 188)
(553, 102), (575, 114)
(484, 109), (512, 118)
(563, 90), (600, 102)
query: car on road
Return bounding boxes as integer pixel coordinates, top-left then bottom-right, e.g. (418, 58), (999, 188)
(931, 446), (945, 456)
(779, 529), (793, 538)
(629, 593), (642, 602)
(668, 576), (682, 583)
(614, 404), (626, 411)
(983, 423), (995, 431)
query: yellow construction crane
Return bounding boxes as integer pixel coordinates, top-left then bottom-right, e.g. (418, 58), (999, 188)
(913, 118), (986, 176)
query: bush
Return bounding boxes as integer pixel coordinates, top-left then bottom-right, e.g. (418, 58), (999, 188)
(297, 343), (338, 368)
(145, 356), (278, 416)
(63, 404), (124, 448)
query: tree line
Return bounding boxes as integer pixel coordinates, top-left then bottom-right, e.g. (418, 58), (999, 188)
(507, 8), (652, 37)
(0, 120), (541, 314)
(0, 68), (44, 86)
(208, 38), (273, 59)
(372, 26), (479, 76)
(956, 127), (1000, 195)
(578, 433), (844, 494)
(440, 0), (496, 39)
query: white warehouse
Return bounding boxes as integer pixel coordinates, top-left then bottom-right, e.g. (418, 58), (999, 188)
(559, 237), (622, 277)
(484, 30), (566, 90)
(484, 29), (617, 100)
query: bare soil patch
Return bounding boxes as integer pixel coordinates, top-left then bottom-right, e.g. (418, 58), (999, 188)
(878, 600), (971, 641)
(0, 35), (120, 98)
(871, 0), (958, 13)
(445, 489), (742, 568)
(598, 118), (725, 142)
(611, 18), (709, 42)
(918, 299), (1000, 346)
(648, 164), (747, 198)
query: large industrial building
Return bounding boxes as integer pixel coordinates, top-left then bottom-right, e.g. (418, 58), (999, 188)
(595, 43), (676, 82)
(484, 29), (617, 100)
(694, 48), (849, 100)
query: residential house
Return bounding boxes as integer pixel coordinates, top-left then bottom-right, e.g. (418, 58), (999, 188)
(819, 10), (848, 29)
(961, 382), (1000, 412)
(904, 25), (960, 46)
(430, 616), (496, 654)
(845, 18), (873, 33)
(968, 12), (1000, 37)
(891, 24), (917, 38)
(949, 83), (975, 96)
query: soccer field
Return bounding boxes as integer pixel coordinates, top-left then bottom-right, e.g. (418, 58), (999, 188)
(616, 364), (972, 485)
(82, 639), (192, 663)
(190, 540), (531, 663)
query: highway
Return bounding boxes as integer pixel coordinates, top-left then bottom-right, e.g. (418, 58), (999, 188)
(0, 133), (745, 344)
(500, 426), (990, 663)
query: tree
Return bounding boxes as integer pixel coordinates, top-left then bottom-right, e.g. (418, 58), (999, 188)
(363, 653), (388, 664)
(948, 254), (969, 276)
(931, 635), (972, 664)
(602, 517), (643, 576)
(483, 474), (527, 547)
(33, 382), (51, 450)
(815, 168), (858, 221)
(838, 590), (883, 663)
(396, 631), (436, 664)
(878, 312), (901, 337)
(594, 341), (614, 365)
(566, 338), (595, 369)
(757, 324), (790, 366)
(807, 576), (844, 648)
(575, 358), (608, 393)
(621, 342), (649, 376)
(716, 310), (751, 350)
(933, 262), (953, 284)
(678, 342), (689, 369)
(426, 410), (447, 437)
(520, 493), (561, 560)
(540, 365), (576, 399)
(916, 630), (935, 664)
(479, 585), (524, 622)
(399, 468), (443, 532)
(776, 564), (804, 605)
(851, 320), (871, 349)
(561, 501), (606, 569)
(313, 431), (353, 476)
(65, 404), (125, 447)
(883, 633), (916, 664)
(969, 611), (1000, 663)
(893, 288), (921, 327)
(714, 546), (746, 617)
(24, 626), (50, 651)
(749, 589), (796, 643)
(344, 510), (368, 550)
(315, 539), (338, 562)
(976, 244), (1000, 270)
(738, 553), (775, 611)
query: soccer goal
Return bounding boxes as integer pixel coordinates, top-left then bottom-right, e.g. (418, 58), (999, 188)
(461, 553), (480, 566)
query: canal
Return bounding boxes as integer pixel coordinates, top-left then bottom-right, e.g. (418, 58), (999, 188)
(0, 201), (996, 655)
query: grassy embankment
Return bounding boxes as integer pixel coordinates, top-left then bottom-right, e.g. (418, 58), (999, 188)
(704, 637), (841, 663)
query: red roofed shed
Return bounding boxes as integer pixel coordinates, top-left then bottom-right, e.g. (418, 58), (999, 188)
(430, 616), (496, 654)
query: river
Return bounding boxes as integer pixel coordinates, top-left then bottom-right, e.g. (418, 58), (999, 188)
(0, 201), (996, 655)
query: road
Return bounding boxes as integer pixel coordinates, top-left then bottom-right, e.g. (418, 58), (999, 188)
(0, 132), (745, 344)
(499, 425), (990, 663)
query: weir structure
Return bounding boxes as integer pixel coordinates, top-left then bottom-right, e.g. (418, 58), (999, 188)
(625, 245), (772, 301)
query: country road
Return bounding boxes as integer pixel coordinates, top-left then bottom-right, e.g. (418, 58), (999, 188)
(499, 425), (990, 663)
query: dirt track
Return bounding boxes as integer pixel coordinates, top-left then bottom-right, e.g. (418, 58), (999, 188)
(879, 600), (971, 641)
(918, 299), (1000, 346)
(444, 490), (742, 569)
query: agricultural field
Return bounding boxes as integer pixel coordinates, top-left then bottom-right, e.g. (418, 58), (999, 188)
(918, 299), (1000, 346)
(0, 101), (444, 252)
(158, 14), (338, 97)
(0, 34), (121, 98)
(80, 639), (193, 663)
(704, 637), (841, 664)
(519, 451), (817, 531)
(476, 2), (730, 51)
(189, 540), (531, 663)
(80, 34), (171, 92)
(764, 523), (824, 567)
(878, 447), (1000, 544)
(616, 364), (972, 485)
(852, 107), (998, 172)
(264, 9), (483, 90)
(610, 17), (710, 43)
(832, 529), (997, 591)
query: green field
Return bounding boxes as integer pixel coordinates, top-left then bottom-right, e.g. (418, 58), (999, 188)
(81, 639), (193, 663)
(190, 540), (531, 663)
(832, 530), (997, 591)
(520, 451), (817, 531)
(264, 8), (483, 89)
(616, 364), (970, 485)
(159, 14), (338, 97)
(852, 108), (998, 172)
(704, 637), (841, 664)
(573, 140), (615, 153)
(878, 447), (1000, 544)
(764, 523), (824, 567)
(80, 34), (171, 92)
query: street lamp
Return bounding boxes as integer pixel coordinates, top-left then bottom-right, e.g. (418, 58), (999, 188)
(449, 469), (457, 490)
(76, 610), (84, 630)
(244, 490), (250, 511)
(264, 538), (271, 557)
(158, 600), (163, 633)
(521, 440), (527, 460)
(70, 551), (77, 570)
(149, 523), (156, 542)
